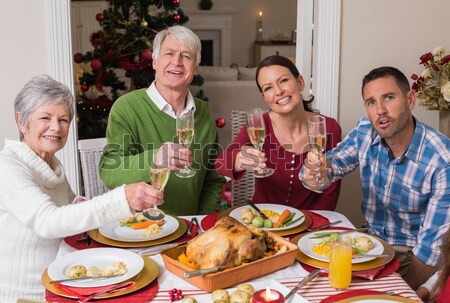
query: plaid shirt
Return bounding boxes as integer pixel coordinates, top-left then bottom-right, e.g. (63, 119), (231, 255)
(327, 117), (450, 267)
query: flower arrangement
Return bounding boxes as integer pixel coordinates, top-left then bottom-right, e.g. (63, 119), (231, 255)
(411, 46), (450, 110)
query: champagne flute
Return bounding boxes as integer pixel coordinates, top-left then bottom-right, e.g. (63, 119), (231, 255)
(175, 109), (196, 178)
(246, 108), (274, 178)
(143, 149), (170, 221)
(306, 115), (327, 184)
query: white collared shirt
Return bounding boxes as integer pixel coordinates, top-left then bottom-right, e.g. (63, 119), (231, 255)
(146, 81), (196, 118)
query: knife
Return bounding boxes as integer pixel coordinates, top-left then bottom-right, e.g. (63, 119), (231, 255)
(245, 199), (269, 220)
(49, 274), (124, 284)
(285, 269), (320, 302)
(308, 220), (343, 231)
(352, 254), (389, 259)
(138, 240), (190, 256)
(184, 264), (232, 279)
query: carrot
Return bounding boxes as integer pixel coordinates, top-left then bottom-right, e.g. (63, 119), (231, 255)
(178, 253), (197, 269)
(274, 209), (291, 228)
(129, 220), (164, 229)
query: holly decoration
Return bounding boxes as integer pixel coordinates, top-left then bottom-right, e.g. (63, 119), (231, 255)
(216, 117), (226, 128)
(168, 288), (183, 301)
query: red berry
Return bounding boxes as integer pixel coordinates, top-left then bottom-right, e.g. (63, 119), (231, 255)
(177, 289), (182, 295)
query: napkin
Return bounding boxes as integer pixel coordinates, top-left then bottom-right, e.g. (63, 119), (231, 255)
(301, 257), (399, 280)
(200, 211), (221, 230)
(302, 210), (330, 230)
(64, 233), (108, 250)
(352, 257), (399, 280)
(46, 279), (158, 303)
(319, 289), (391, 303)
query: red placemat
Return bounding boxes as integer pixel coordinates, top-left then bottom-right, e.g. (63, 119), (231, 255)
(64, 219), (197, 250)
(320, 289), (387, 303)
(46, 279), (158, 303)
(301, 257), (399, 280)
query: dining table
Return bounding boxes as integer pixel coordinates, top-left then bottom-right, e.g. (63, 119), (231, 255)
(49, 210), (422, 303)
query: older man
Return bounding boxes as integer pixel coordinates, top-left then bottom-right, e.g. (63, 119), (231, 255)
(100, 26), (225, 215)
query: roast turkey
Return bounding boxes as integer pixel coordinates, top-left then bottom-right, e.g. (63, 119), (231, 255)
(185, 216), (268, 269)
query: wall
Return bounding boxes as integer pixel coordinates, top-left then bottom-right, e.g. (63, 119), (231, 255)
(336, 0), (446, 226)
(180, 0), (297, 67)
(0, 0), (447, 227)
(0, 0), (50, 149)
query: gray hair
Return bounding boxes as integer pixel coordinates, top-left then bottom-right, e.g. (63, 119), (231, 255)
(152, 25), (202, 66)
(14, 74), (75, 140)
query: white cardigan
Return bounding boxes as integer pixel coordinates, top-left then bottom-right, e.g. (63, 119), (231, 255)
(0, 140), (133, 302)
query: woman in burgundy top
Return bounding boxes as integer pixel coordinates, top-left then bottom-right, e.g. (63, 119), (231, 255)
(215, 55), (342, 210)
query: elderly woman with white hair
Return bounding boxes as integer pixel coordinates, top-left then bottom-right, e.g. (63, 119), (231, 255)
(0, 74), (163, 302)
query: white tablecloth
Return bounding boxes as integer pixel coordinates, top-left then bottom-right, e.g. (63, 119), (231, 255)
(56, 211), (422, 302)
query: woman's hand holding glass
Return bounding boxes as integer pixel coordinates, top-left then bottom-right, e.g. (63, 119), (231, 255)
(245, 108), (274, 178)
(124, 182), (164, 212)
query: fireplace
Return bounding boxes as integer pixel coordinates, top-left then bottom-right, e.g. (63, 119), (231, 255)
(195, 30), (220, 66)
(184, 9), (234, 67)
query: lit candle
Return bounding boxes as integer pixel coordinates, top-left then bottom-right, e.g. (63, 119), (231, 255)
(258, 11), (263, 22)
(251, 287), (285, 303)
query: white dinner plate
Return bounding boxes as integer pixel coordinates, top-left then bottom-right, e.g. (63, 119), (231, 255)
(229, 203), (305, 231)
(47, 247), (144, 287)
(192, 280), (309, 303)
(99, 215), (179, 242)
(297, 230), (384, 264)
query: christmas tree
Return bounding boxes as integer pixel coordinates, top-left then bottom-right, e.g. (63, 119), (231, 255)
(74, 0), (197, 139)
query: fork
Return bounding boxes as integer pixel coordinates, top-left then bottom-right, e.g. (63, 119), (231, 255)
(185, 218), (195, 237)
(192, 217), (204, 235)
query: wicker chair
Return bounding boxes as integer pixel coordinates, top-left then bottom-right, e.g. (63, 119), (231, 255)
(230, 110), (255, 207)
(78, 138), (109, 199)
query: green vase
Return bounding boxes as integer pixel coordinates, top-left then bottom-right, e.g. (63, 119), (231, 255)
(199, 0), (213, 10)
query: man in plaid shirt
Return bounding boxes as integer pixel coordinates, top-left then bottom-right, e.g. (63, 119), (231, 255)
(300, 66), (450, 292)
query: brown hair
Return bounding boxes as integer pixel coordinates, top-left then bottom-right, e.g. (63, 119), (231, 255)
(255, 55), (314, 112)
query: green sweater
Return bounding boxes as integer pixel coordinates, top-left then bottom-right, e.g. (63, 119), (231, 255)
(99, 89), (225, 215)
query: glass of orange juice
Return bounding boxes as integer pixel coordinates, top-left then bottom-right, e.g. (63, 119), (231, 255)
(328, 240), (352, 290)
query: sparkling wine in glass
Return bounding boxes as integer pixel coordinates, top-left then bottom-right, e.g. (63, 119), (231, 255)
(175, 109), (196, 178)
(306, 115), (327, 185)
(246, 108), (274, 178)
(143, 149), (170, 221)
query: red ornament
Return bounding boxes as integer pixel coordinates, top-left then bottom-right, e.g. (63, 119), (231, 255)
(216, 117), (226, 128)
(80, 84), (89, 92)
(172, 13), (181, 22)
(172, 0), (180, 6)
(90, 59), (102, 71)
(74, 53), (84, 64)
(95, 13), (105, 22)
(140, 49), (153, 62)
